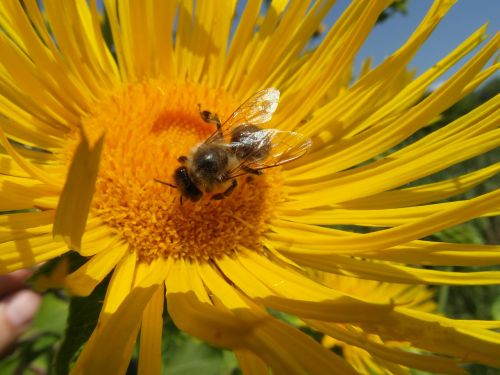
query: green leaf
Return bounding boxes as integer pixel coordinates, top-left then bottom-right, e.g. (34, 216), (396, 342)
(164, 336), (230, 375)
(53, 276), (109, 375)
(432, 221), (485, 244)
(0, 355), (18, 375)
(30, 293), (69, 334)
(162, 318), (238, 375)
(491, 295), (500, 320)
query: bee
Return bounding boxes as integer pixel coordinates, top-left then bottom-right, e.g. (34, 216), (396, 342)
(155, 88), (311, 202)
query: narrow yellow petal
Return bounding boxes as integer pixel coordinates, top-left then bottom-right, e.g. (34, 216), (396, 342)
(222, 0), (262, 89)
(146, 0), (177, 80)
(291, 95), (499, 192)
(394, 93), (499, 155)
(0, 174), (58, 210)
(43, 0), (116, 98)
(235, 350), (269, 375)
(339, 163), (500, 209)
(286, 34), (499, 185)
(285, 252), (500, 285)
(0, 209), (54, 231)
(343, 25), (489, 139)
(1, 0), (98, 113)
(367, 240), (500, 267)
(116, 0), (149, 80)
(298, 2), (467, 139)
(270, 190), (500, 253)
(198, 261), (357, 375)
(72, 285), (158, 375)
(138, 285), (164, 375)
(0, 99), (66, 148)
(225, 0), (289, 93)
(0, 30), (79, 124)
(166, 259), (252, 348)
(173, 0), (195, 81)
(79, 220), (121, 256)
(277, 200), (496, 227)
(0, 153), (31, 178)
(133, 256), (170, 288)
(223, 252), (395, 322)
(53, 131), (104, 250)
(284, 128), (499, 205)
(0, 124), (62, 188)
(70, 249), (141, 374)
(275, 0), (392, 128)
(238, 0), (329, 94)
(364, 308), (500, 368)
(65, 241), (128, 296)
(310, 321), (464, 375)
(101, 250), (137, 315)
(0, 233), (68, 273)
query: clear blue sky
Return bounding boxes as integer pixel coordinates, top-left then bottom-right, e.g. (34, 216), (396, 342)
(326, 0), (499, 81)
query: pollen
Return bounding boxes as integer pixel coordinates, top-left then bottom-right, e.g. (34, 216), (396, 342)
(70, 82), (283, 262)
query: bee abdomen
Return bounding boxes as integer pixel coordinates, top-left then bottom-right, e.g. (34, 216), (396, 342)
(231, 124), (270, 161)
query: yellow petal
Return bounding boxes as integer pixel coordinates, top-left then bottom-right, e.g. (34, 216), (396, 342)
(285, 252), (500, 285)
(221, 252), (395, 322)
(0, 210), (54, 243)
(339, 163), (500, 209)
(0, 232), (67, 273)
(269, 190), (500, 253)
(102, 250), (137, 315)
(235, 350), (269, 375)
(138, 285), (164, 375)
(366, 240), (500, 267)
(166, 259), (252, 348)
(72, 285), (158, 375)
(0, 123), (62, 188)
(277, 200), (496, 227)
(365, 308), (500, 368)
(198, 261), (357, 375)
(53, 130), (104, 250)
(65, 241), (128, 296)
(310, 321), (464, 375)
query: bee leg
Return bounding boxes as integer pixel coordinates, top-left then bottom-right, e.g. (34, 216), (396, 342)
(224, 179), (238, 196)
(241, 166), (263, 175)
(211, 179), (237, 200)
(198, 104), (221, 126)
(198, 104), (223, 139)
(178, 155), (188, 164)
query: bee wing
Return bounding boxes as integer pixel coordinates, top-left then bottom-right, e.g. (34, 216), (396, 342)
(205, 88), (280, 144)
(227, 129), (312, 178)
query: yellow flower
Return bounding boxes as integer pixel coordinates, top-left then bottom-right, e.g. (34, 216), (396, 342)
(316, 272), (437, 374)
(1, 0), (499, 374)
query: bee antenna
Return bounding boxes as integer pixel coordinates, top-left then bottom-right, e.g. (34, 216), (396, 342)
(154, 178), (177, 189)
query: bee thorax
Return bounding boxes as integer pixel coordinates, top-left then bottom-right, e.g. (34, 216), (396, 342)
(190, 144), (230, 189)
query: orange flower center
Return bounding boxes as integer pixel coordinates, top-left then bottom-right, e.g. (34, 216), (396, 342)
(73, 82), (283, 262)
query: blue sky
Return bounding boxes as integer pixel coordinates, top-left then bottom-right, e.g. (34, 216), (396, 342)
(327, 0), (500, 82)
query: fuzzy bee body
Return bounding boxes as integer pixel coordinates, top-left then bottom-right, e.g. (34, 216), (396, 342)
(158, 88), (312, 202)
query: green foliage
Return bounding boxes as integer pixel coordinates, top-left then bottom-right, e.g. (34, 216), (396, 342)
(53, 276), (108, 375)
(161, 317), (238, 375)
(377, 0), (409, 24)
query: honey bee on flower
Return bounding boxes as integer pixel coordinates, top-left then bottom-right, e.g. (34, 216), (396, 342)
(156, 88), (311, 202)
